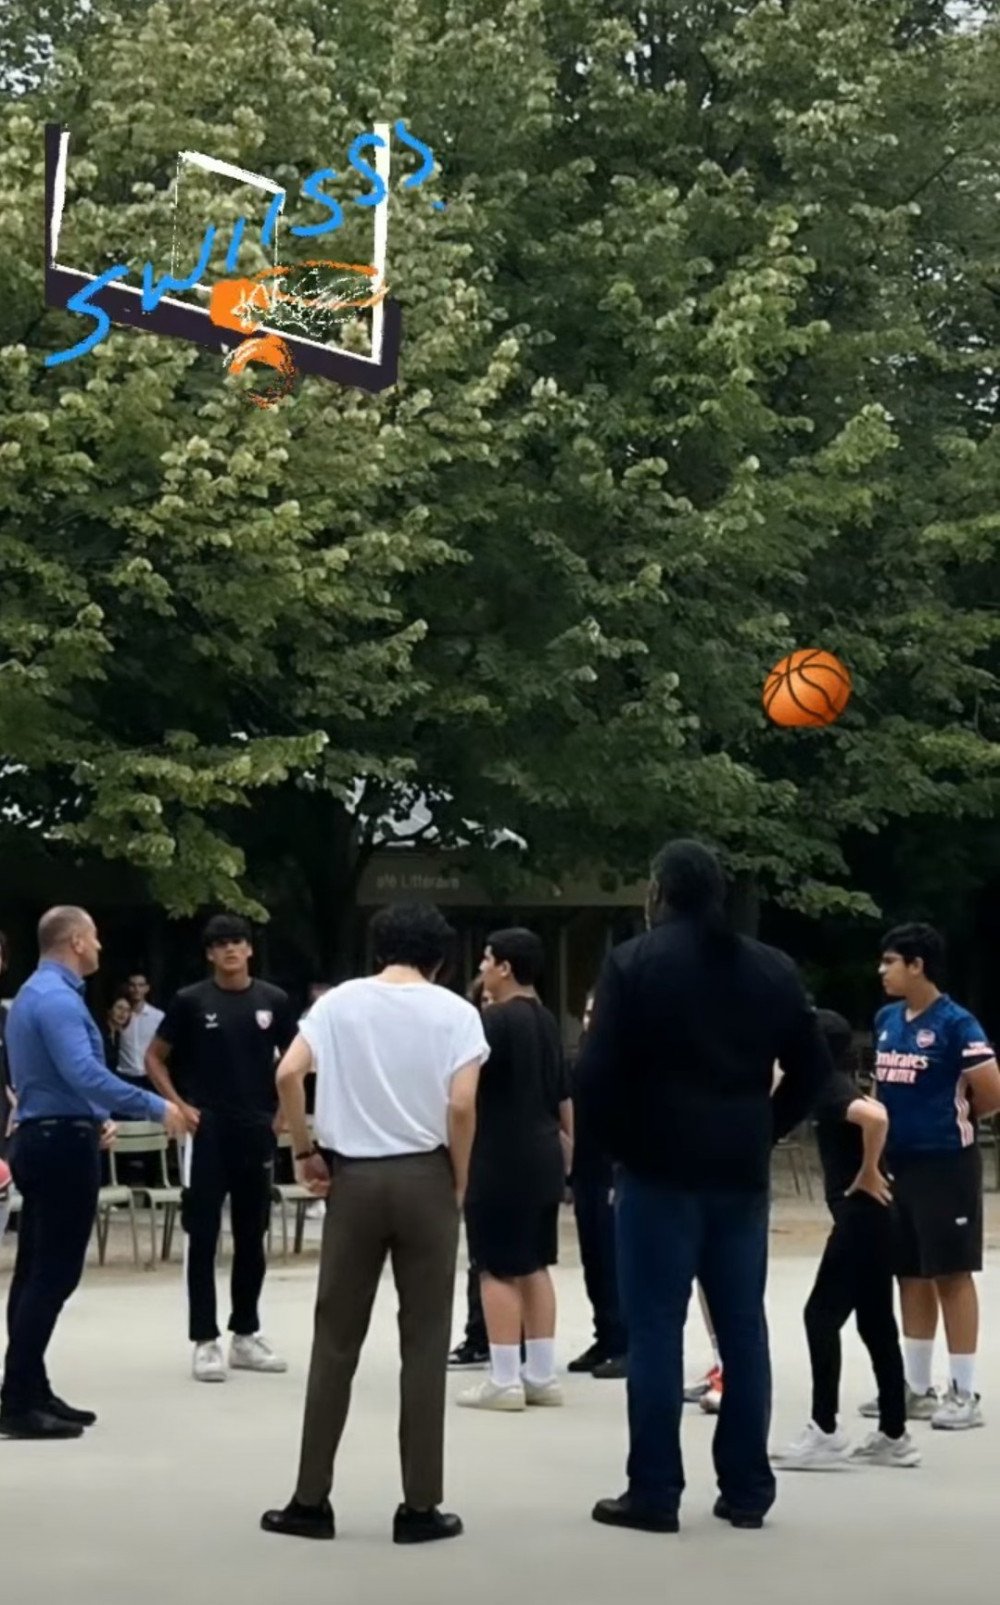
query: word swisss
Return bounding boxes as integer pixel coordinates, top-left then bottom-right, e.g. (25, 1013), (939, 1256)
(46, 121), (436, 382)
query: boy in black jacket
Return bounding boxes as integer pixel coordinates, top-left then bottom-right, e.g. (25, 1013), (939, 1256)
(774, 1010), (919, 1470)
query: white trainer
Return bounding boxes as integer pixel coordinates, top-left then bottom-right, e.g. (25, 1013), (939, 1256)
(192, 1341), (226, 1383)
(851, 1430), (921, 1467)
(456, 1377), (526, 1412)
(860, 1384), (938, 1421)
(229, 1333), (288, 1373)
(523, 1377), (564, 1407)
(773, 1420), (853, 1471)
(931, 1385), (984, 1431)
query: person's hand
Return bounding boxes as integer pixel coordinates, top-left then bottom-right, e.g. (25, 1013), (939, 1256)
(845, 1167), (893, 1207)
(161, 1102), (192, 1140)
(99, 1120), (119, 1152)
(178, 1101), (201, 1134)
(296, 1150), (331, 1198)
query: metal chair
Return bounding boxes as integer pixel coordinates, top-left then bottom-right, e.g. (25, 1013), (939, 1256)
(110, 1122), (182, 1266)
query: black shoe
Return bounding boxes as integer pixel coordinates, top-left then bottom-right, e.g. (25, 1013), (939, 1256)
(393, 1505), (464, 1545)
(592, 1493), (679, 1534)
(46, 1395), (97, 1428)
(0, 1408), (84, 1441)
(592, 1356), (627, 1380)
(447, 1342), (489, 1370)
(260, 1497), (335, 1540)
(568, 1343), (607, 1374)
(713, 1496), (765, 1531)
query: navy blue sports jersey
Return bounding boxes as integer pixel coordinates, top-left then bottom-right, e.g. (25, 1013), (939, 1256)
(873, 995), (995, 1158)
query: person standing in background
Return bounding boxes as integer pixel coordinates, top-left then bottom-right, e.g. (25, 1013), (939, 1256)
(457, 928), (573, 1413)
(568, 989), (626, 1380)
(261, 903), (487, 1545)
(146, 914), (297, 1384)
(116, 972), (164, 1090)
(103, 996), (132, 1074)
(863, 923), (1000, 1431)
(448, 976), (491, 1371)
(577, 840), (832, 1534)
(1, 908), (185, 1441)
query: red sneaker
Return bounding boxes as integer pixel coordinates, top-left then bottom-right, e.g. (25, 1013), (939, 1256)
(699, 1366), (723, 1415)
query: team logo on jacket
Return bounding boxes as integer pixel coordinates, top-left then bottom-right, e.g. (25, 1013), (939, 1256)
(916, 1029), (936, 1049)
(255, 1010), (273, 1030)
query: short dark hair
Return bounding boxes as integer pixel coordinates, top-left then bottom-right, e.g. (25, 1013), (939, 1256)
(370, 903), (455, 977)
(815, 1008), (854, 1074)
(485, 927), (545, 986)
(203, 913), (253, 947)
(881, 922), (946, 986)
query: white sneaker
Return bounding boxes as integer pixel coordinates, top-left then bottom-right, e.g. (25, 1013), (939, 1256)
(229, 1333), (288, 1373)
(773, 1420), (852, 1471)
(523, 1376), (564, 1407)
(931, 1385), (984, 1431)
(192, 1341), (226, 1383)
(860, 1384), (938, 1421)
(456, 1377), (526, 1412)
(851, 1430), (921, 1467)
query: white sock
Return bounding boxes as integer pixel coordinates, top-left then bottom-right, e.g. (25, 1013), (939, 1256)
(523, 1337), (557, 1386)
(950, 1354), (976, 1396)
(489, 1345), (522, 1388)
(904, 1338), (935, 1393)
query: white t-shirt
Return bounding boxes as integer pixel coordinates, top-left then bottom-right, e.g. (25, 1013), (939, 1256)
(302, 978), (490, 1158)
(118, 1003), (165, 1078)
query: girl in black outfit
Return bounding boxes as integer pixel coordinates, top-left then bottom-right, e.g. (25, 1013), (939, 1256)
(104, 996), (132, 1074)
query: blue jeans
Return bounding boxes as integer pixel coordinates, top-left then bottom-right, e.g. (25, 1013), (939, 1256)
(616, 1172), (775, 1516)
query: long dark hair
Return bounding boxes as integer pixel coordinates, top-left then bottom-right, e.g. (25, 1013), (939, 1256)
(648, 839), (737, 955)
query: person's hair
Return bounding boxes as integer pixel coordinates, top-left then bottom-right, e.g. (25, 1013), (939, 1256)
(108, 997), (132, 1022)
(485, 927), (545, 986)
(881, 922), (946, 986)
(370, 903), (455, 977)
(814, 1008), (854, 1075)
(38, 905), (91, 954)
(127, 971), (149, 983)
(202, 913), (253, 947)
(649, 839), (735, 951)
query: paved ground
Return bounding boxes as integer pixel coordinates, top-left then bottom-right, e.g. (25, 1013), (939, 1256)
(2, 1203), (998, 1604)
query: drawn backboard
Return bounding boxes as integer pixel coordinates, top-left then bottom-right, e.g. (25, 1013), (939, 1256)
(44, 123), (401, 393)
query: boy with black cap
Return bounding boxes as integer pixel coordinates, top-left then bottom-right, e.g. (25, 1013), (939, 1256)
(775, 1009), (919, 1470)
(147, 914), (297, 1382)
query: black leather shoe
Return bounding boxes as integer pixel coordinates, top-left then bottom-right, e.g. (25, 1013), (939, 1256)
(592, 1356), (627, 1380)
(0, 1408), (84, 1441)
(592, 1493), (679, 1534)
(46, 1395), (97, 1428)
(713, 1496), (765, 1531)
(568, 1344), (607, 1374)
(260, 1498), (335, 1540)
(393, 1505), (464, 1544)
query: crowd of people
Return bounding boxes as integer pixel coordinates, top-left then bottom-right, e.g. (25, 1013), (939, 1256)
(0, 837), (998, 1546)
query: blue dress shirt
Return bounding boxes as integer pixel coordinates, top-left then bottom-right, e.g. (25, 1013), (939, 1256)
(6, 961), (168, 1124)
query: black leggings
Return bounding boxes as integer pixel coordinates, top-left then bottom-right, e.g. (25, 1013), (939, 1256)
(804, 1195), (905, 1440)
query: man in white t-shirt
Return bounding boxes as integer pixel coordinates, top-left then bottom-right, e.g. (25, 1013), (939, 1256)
(116, 973), (164, 1083)
(261, 903), (488, 1549)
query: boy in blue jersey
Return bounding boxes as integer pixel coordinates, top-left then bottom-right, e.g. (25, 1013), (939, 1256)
(862, 924), (1000, 1431)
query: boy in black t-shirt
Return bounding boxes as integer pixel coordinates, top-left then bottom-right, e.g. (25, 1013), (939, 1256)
(147, 915), (296, 1383)
(774, 1010), (919, 1471)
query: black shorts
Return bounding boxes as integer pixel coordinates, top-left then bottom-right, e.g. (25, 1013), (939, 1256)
(464, 1199), (560, 1279)
(890, 1146), (983, 1279)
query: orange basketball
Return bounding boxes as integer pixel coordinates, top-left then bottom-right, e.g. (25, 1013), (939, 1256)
(763, 649), (852, 728)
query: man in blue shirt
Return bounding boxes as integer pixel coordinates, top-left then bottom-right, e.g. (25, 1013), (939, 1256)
(1, 906), (185, 1441)
(863, 923), (1000, 1433)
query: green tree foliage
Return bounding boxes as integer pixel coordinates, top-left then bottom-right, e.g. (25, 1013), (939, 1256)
(1, 0), (998, 952)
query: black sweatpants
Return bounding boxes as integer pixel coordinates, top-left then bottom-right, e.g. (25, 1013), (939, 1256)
(572, 1160), (626, 1357)
(182, 1113), (275, 1344)
(804, 1195), (905, 1440)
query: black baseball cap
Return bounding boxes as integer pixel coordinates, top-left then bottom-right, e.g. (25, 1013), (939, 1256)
(203, 913), (253, 947)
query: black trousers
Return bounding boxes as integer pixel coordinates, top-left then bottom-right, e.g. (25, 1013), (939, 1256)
(182, 1114), (275, 1344)
(573, 1160), (626, 1356)
(463, 1258), (487, 1351)
(1, 1120), (101, 1415)
(804, 1195), (905, 1439)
